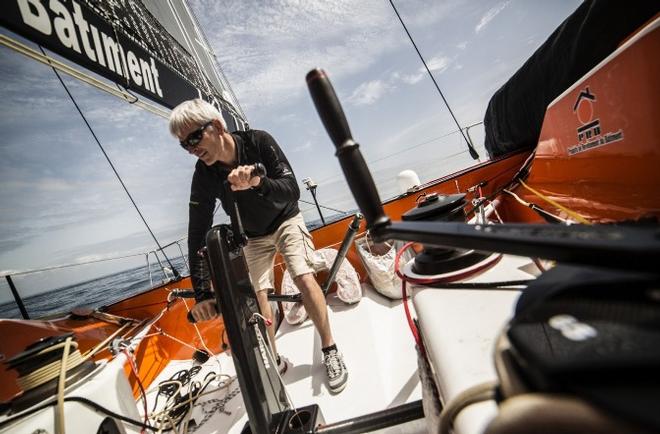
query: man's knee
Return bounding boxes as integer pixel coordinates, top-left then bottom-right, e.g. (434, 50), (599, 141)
(293, 273), (319, 293)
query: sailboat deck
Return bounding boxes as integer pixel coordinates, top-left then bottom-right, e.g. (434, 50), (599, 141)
(144, 284), (427, 433)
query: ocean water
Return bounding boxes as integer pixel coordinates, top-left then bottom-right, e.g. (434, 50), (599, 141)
(0, 256), (189, 320)
(0, 214), (360, 320)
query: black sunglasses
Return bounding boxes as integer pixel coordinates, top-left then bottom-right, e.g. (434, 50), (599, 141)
(180, 121), (213, 150)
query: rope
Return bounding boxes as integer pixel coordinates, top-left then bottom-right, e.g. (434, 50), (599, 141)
(124, 349), (149, 434)
(439, 380), (497, 434)
(394, 242), (424, 352)
(56, 337), (73, 434)
(148, 371), (238, 433)
(82, 322), (134, 361)
(504, 189), (570, 224)
(16, 341), (83, 391)
(391, 235), (534, 350)
(518, 180), (591, 225)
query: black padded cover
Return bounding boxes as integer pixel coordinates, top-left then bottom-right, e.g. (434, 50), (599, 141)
(507, 265), (660, 430)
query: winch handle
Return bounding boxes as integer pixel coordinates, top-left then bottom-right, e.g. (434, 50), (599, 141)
(306, 68), (390, 232)
(251, 162), (266, 178)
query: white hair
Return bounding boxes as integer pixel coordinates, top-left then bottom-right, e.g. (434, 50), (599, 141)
(168, 99), (226, 137)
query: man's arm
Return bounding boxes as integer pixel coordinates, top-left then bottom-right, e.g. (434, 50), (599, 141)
(188, 164), (215, 302)
(253, 130), (300, 202)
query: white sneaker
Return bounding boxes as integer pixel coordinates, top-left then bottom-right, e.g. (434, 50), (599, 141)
(277, 355), (289, 375)
(323, 349), (348, 393)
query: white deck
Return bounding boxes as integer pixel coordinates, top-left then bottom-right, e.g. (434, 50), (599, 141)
(142, 255), (538, 433)
(144, 285), (426, 433)
(412, 255), (537, 434)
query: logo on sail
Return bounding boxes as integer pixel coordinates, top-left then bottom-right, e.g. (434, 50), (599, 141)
(14, 0), (163, 98)
(1, 0), (210, 108)
(567, 87), (623, 156)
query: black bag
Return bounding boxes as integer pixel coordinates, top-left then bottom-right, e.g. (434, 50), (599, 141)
(487, 265), (660, 434)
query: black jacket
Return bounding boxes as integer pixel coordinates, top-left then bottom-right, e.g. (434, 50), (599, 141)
(188, 129), (300, 299)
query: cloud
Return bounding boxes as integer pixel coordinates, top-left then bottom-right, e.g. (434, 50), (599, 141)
(475, 1), (510, 33)
(427, 56), (452, 73)
(192, 1), (415, 111)
(398, 72), (425, 85)
(394, 54), (453, 86)
(291, 141), (313, 152)
(346, 80), (392, 106)
(457, 41), (468, 50)
(337, 51), (454, 108)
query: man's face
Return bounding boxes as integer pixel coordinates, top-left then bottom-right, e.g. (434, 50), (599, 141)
(178, 120), (223, 165)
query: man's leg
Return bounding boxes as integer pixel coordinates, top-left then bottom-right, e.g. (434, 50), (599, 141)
(294, 272), (348, 393)
(243, 234), (287, 373)
(293, 273), (334, 348)
(255, 288), (278, 356)
(277, 213), (347, 392)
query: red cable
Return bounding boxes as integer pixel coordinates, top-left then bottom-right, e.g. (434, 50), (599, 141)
(532, 257), (546, 273)
(394, 241), (500, 355)
(394, 240), (503, 355)
(394, 242), (424, 353)
(124, 349), (149, 434)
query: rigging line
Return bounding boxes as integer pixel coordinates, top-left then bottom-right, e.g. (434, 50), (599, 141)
(298, 199), (348, 214)
(504, 189), (569, 224)
(461, 161), (531, 217)
(115, 82), (139, 104)
(518, 179), (592, 225)
(1, 252), (146, 277)
(388, 0), (480, 160)
(310, 120), (483, 187)
(165, 0), (211, 98)
(368, 125), (477, 166)
(39, 46), (181, 278)
(376, 147), (467, 172)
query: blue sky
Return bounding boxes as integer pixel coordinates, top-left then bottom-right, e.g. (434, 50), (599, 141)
(0, 0), (581, 301)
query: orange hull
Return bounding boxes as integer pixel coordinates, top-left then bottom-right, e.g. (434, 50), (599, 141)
(0, 278), (225, 401)
(525, 20), (660, 223)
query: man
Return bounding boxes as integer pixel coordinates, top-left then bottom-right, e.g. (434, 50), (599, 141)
(169, 99), (348, 393)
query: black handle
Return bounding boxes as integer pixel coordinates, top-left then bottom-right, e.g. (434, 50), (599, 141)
(171, 289), (196, 299)
(384, 221), (660, 273)
(305, 69), (353, 146)
(186, 303), (219, 324)
(252, 162), (266, 178)
(306, 69), (390, 231)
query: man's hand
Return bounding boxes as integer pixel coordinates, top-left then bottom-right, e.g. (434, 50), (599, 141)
(190, 299), (219, 322)
(228, 165), (262, 191)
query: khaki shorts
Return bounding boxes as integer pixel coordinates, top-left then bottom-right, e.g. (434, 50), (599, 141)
(243, 213), (318, 292)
